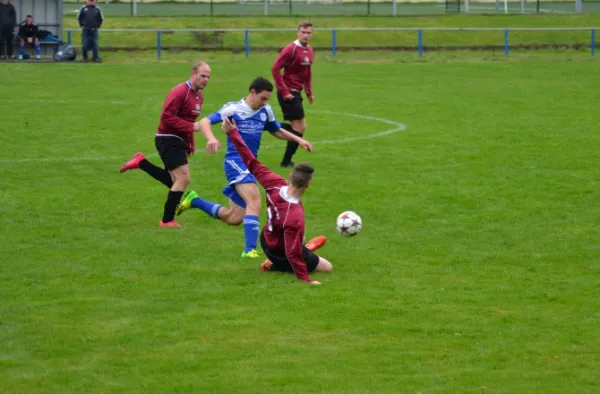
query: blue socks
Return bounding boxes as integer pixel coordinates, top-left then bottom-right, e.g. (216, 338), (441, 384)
(19, 43), (41, 56)
(190, 196), (259, 252)
(243, 215), (260, 252)
(191, 196), (222, 218)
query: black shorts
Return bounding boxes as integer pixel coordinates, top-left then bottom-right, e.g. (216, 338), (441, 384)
(155, 136), (188, 171)
(277, 90), (305, 121)
(260, 231), (320, 273)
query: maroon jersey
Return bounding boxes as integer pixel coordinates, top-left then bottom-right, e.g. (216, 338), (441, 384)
(156, 81), (203, 154)
(227, 127), (313, 283)
(271, 40), (314, 98)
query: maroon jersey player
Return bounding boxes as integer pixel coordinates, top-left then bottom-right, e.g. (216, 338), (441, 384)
(119, 61), (220, 227)
(272, 21), (315, 168)
(221, 117), (332, 285)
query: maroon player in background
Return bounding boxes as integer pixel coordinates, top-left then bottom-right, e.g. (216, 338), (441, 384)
(221, 117), (332, 285)
(119, 61), (220, 227)
(271, 21), (315, 168)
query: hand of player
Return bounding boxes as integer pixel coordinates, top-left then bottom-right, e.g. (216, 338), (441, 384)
(221, 117), (237, 133)
(283, 93), (294, 101)
(299, 139), (313, 153)
(27, 37), (33, 43)
(206, 138), (220, 155)
(307, 95), (314, 105)
(309, 280), (321, 285)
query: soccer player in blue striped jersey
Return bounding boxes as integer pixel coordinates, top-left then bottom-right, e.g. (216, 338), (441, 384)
(176, 77), (313, 258)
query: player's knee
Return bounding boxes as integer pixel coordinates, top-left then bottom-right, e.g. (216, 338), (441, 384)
(291, 120), (306, 133)
(219, 207), (243, 225)
(225, 214), (243, 226)
(246, 198), (261, 214)
(315, 258), (333, 273)
(174, 175), (190, 188)
(172, 167), (190, 185)
(243, 192), (261, 214)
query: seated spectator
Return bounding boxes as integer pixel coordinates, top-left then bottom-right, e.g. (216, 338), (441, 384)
(17, 15), (40, 60)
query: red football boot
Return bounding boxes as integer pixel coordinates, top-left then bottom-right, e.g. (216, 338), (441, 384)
(120, 152), (145, 173)
(159, 220), (182, 228)
(306, 235), (327, 252)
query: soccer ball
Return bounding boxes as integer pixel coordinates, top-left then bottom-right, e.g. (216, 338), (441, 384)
(336, 211), (362, 236)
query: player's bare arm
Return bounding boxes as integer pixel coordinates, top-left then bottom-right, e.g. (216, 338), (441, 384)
(272, 128), (313, 152)
(197, 117), (221, 155)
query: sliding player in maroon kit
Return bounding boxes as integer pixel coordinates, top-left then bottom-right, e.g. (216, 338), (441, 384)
(272, 21), (315, 168)
(221, 117), (332, 285)
(119, 61), (220, 227)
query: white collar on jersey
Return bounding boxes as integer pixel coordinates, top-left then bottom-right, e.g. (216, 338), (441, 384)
(280, 186), (300, 204)
(186, 80), (202, 93)
(240, 98), (252, 110)
(293, 39), (308, 48)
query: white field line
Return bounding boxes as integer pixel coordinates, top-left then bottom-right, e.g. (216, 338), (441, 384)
(0, 109), (406, 164)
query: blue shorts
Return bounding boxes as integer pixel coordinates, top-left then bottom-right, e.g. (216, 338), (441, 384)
(222, 158), (256, 209)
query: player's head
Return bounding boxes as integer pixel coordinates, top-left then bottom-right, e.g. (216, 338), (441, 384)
(297, 21), (313, 46)
(25, 15), (33, 24)
(247, 77), (273, 110)
(191, 61), (211, 91)
(289, 162), (314, 193)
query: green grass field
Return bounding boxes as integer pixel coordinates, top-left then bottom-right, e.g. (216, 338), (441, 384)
(60, 15), (600, 51)
(1, 52), (599, 393)
(61, 0), (600, 17)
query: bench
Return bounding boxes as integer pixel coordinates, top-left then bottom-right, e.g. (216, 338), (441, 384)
(12, 23), (62, 57)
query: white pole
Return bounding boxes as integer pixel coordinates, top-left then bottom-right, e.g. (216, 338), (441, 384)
(264, 0), (268, 15)
(575, 0), (583, 13)
(133, 0), (137, 16)
(521, 0), (525, 13)
(465, 0), (470, 13)
(392, 0), (397, 17)
(504, 0), (508, 13)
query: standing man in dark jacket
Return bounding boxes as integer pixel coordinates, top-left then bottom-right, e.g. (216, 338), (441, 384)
(0, 0), (17, 60)
(77, 0), (103, 62)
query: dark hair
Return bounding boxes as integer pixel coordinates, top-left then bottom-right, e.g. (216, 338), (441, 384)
(290, 162), (314, 189)
(249, 77), (273, 94)
(26, 14), (32, 18)
(298, 21), (313, 30)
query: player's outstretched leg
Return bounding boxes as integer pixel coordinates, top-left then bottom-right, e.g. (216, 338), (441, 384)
(260, 237), (326, 272)
(306, 235), (327, 252)
(120, 152), (173, 188)
(120, 152), (145, 173)
(176, 190), (223, 218)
